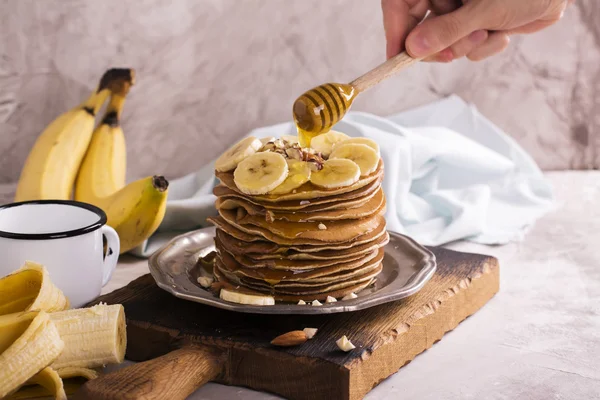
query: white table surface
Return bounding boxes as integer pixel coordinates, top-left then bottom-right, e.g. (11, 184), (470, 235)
(102, 171), (600, 400)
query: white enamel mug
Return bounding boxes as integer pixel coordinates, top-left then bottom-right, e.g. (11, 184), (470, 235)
(0, 200), (120, 307)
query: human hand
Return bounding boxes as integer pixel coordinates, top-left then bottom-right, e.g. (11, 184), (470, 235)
(382, 0), (574, 62)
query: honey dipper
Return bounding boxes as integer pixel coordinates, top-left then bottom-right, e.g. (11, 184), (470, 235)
(293, 51), (419, 146)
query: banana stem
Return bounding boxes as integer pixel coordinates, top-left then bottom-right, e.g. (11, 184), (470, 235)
(101, 94), (126, 127)
(152, 175), (169, 192)
(84, 68), (135, 117)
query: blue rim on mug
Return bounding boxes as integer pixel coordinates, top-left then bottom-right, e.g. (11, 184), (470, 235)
(0, 200), (108, 240)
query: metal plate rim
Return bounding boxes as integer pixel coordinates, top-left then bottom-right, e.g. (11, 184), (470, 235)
(148, 227), (436, 315)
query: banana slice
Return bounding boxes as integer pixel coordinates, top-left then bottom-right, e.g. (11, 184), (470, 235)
(215, 136), (263, 172)
(335, 137), (380, 156)
(234, 152), (289, 195)
(330, 143), (379, 176)
(310, 131), (350, 157)
(220, 288), (275, 305)
(310, 159), (360, 189)
(281, 135), (300, 144)
(270, 159), (311, 195)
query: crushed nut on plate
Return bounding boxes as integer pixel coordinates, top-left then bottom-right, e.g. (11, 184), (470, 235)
(342, 292), (358, 300)
(336, 335), (356, 352)
(303, 328), (318, 339)
(196, 276), (214, 288)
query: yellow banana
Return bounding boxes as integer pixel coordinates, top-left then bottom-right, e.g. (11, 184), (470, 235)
(74, 79), (131, 201)
(14, 69), (134, 202)
(102, 175), (169, 253)
(74, 75), (168, 253)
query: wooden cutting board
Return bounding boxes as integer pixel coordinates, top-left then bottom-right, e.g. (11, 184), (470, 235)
(77, 246), (499, 400)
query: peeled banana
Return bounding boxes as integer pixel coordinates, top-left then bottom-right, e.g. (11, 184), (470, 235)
(0, 311), (65, 398)
(329, 143), (379, 176)
(7, 367), (67, 400)
(310, 159), (361, 189)
(233, 152), (289, 195)
(49, 303), (127, 369)
(0, 262), (69, 315)
(14, 69), (134, 202)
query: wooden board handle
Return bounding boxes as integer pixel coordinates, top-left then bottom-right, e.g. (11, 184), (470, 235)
(74, 345), (225, 400)
(350, 52), (419, 93)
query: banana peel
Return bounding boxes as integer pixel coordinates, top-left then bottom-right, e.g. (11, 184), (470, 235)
(0, 262), (69, 315)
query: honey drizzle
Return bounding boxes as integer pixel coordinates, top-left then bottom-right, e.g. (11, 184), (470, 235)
(293, 83), (356, 146)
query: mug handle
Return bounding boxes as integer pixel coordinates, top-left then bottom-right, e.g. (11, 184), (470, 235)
(101, 226), (120, 286)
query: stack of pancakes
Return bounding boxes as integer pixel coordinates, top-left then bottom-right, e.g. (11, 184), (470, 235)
(208, 159), (388, 302)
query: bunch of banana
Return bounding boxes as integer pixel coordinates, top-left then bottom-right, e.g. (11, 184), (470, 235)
(0, 263), (127, 399)
(14, 69), (134, 202)
(15, 68), (169, 254)
(74, 78), (169, 253)
(218, 134), (381, 195)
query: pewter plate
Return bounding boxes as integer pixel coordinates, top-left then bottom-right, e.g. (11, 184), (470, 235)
(148, 227), (436, 315)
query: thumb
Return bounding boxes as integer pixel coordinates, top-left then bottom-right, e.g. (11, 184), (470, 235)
(405, 5), (483, 58)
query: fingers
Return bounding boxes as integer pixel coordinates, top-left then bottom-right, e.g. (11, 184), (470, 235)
(382, 0), (429, 59)
(423, 29), (488, 62)
(405, 2), (482, 59)
(466, 32), (511, 61)
(382, 0), (410, 59)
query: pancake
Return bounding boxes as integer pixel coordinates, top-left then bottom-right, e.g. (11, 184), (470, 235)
(218, 207), (386, 242)
(225, 262), (382, 295)
(216, 160), (383, 203)
(212, 266), (375, 302)
(208, 136), (388, 303)
(217, 248), (384, 285)
(219, 237), (382, 272)
(217, 237), (373, 271)
(212, 223), (388, 254)
(217, 188), (386, 222)
(212, 176), (382, 212)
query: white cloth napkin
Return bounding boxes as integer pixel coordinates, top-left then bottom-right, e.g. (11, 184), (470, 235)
(130, 95), (554, 258)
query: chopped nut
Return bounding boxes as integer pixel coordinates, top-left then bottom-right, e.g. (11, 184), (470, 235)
(265, 210), (275, 223)
(336, 335), (356, 352)
(271, 330), (308, 347)
(311, 300), (323, 306)
(303, 328), (318, 339)
(318, 223), (327, 230)
(306, 159), (324, 172)
(197, 276), (214, 288)
(342, 292), (358, 300)
(297, 300), (306, 305)
(325, 296), (337, 303)
(285, 147), (303, 161)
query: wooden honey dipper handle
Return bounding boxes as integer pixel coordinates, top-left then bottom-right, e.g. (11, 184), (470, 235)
(350, 52), (419, 94)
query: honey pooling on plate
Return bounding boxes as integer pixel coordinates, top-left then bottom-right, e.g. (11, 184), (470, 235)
(292, 83), (356, 147)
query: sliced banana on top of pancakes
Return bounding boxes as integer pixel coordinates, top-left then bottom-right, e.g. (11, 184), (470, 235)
(219, 132), (381, 194)
(215, 136), (263, 172)
(234, 152), (289, 195)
